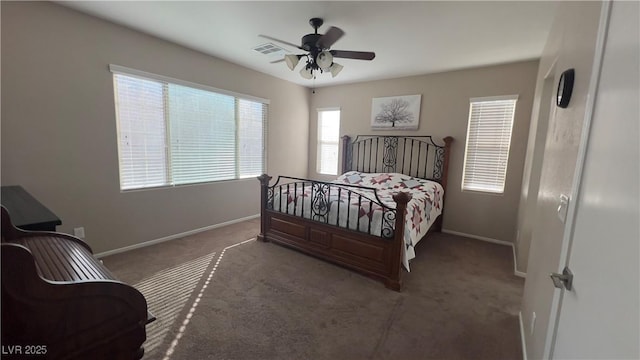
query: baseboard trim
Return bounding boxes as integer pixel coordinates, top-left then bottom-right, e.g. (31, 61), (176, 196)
(94, 214), (260, 258)
(442, 229), (526, 278)
(519, 311), (528, 360)
(442, 229), (513, 246)
(512, 245), (527, 278)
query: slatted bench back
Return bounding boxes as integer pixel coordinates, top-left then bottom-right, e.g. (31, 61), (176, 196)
(10, 236), (116, 282)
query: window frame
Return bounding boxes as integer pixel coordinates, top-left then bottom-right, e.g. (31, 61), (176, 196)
(461, 95), (518, 195)
(110, 65), (269, 191)
(316, 108), (341, 176)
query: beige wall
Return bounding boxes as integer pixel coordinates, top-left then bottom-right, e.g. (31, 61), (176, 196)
(1, 2), (309, 254)
(518, 2), (603, 359)
(516, 72), (554, 273)
(308, 61), (539, 243)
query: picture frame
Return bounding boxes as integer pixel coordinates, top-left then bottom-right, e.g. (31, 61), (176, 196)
(371, 94), (421, 130)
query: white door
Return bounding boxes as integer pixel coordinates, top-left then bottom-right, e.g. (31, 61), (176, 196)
(550, 1), (640, 358)
(520, 3), (604, 359)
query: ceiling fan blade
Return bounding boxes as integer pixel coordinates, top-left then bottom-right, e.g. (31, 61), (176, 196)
(270, 58), (285, 64)
(258, 34), (303, 50)
(330, 50), (376, 60)
(316, 26), (345, 49)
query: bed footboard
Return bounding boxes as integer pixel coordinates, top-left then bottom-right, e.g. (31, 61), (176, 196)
(257, 174), (411, 291)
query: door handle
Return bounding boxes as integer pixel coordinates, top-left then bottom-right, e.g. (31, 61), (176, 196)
(550, 267), (573, 291)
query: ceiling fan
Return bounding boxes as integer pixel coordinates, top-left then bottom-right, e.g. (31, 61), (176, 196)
(259, 18), (375, 79)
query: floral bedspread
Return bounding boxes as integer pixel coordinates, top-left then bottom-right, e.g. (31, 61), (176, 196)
(271, 171), (443, 271)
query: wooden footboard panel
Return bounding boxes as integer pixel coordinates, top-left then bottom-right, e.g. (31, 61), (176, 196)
(262, 210), (404, 290)
(257, 174), (412, 291)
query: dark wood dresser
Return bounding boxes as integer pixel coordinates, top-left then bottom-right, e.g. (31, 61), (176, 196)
(1, 185), (62, 231)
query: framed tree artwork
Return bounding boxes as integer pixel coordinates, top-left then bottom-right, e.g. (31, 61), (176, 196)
(371, 94), (421, 130)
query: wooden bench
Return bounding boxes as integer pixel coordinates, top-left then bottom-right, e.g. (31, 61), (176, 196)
(1, 207), (154, 360)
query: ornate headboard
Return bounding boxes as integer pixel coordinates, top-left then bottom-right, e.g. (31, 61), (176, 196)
(341, 135), (453, 191)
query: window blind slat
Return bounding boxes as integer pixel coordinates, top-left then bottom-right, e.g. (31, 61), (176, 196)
(462, 97), (517, 194)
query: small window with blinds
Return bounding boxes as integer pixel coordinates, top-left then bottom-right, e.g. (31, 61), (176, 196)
(462, 95), (518, 194)
(317, 109), (341, 175)
(111, 66), (268, 191)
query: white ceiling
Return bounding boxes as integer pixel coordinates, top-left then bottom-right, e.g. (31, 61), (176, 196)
(58, 1), (557, 88)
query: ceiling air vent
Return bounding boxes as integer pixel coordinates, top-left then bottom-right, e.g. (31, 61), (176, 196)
(253, 43), (289, 62)
(253, 43), (287, 55)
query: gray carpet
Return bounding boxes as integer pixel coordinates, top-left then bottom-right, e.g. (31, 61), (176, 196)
(103, 219), (524, 360)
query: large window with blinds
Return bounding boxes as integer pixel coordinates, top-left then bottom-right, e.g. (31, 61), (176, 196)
(462, 95), (518, 194)
(317, 109), (341, 175)
(111, 65), (267, 191)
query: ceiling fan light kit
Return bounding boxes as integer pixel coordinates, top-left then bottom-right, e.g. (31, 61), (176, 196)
(329, 63), (343, 78)
(259, 17), (375, 80)
(316, 51), (333, 70)
(300, 66), (314, 79)
(284, 54), (300, 71)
